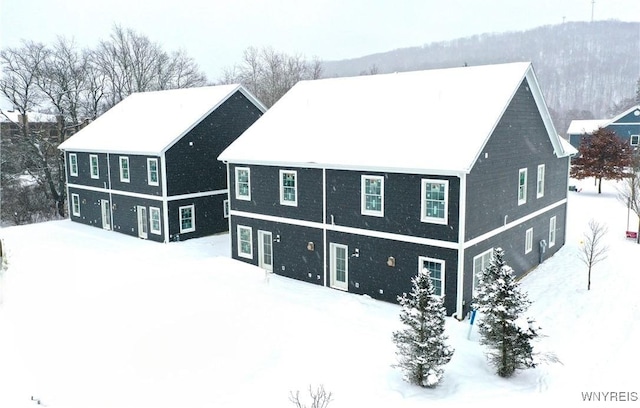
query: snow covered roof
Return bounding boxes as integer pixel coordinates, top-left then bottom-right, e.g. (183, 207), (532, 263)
(566, 119), (608, 135)
(58, 85), (265, 155)
(0, 111), (57, 123)
(219, 62), (568, 175)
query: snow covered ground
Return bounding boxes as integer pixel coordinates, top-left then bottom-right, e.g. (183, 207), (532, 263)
(0, 177), (638, 408)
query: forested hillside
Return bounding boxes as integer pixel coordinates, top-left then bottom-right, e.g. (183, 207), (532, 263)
(323, 20), (640, 134)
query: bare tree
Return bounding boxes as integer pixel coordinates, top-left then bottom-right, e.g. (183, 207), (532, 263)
(578, 219), (609, 290)
(618, 162), (640, 244)
(289, 385), (332, 408)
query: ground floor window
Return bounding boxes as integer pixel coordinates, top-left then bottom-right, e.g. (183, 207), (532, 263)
(549, 216), (557, 247)
(237, 225), (253, 259)
(179, 205), (195, 233)
(418, 256), (445, 297)
(472, 248), (493, 296)
(150, 207), (161, 235)
(525, 227), (533, 254)
(71, 193), (80, 216)
(223, 199), (229, 218)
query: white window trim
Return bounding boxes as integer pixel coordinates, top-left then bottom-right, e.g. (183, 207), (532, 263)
(630, 135), (639, 146)
(472, 248), (493, 296)
(69, 153), (78, 177)
(223, 199), (229, 218)
(279, 169), (298, 206)
(420, 179), (449, 225)
(518, 168), (527, 205)
(71, 193), (80, 216)
(536, 164), (545, 199)
(90, 154), (99, 179)
(237, 225), (253, 259)
(119, 156), (130, 183)
(418, 256), (445, 297)
(361, 175), (384, 217)
(525, 227), (533, 254)
(179, 204), (195, 233)
(147, 158), (159, 186)
(235, 167), (251, 201)
(549, 216), (557, 248)
(149, 206), (161, 235)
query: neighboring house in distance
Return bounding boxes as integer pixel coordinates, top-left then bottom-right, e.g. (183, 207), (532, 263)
(219, 62), (576, 318)
(567, 105), (640, 151)
(58, 85), (265, 242)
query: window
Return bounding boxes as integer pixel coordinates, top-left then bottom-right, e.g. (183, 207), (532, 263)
(237, 225), (253, 259)
(223, 199), (229, 218)
(279, 170), (297, 206)
(536, 164), (545, 198)
(549, 216), (557, 248)
(150, 207), (161, 235)
(361, 175), (384, 216)
(418, 256), (445, 297)
(71, 193), (80, 216)
(421, 179), (448, 224)
(69, 153), (78, 177)
(90, 154), (99, 179)
(235, 167), (251, 200)
(179, 204), (195, 233)
(518, 168), (527, 205)
(631, 135), (639, 146)
(525, 227), (533, 254)
(147, 158), (159, 186)
(472, 248), (493, 296)
(119, 156), (130, 183)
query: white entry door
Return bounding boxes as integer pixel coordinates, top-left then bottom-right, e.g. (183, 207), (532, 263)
(330, 243), (348, 291)
(137, 206), (148, 239)
(101, 199), (111, 230)
(257, 230), (273, 272)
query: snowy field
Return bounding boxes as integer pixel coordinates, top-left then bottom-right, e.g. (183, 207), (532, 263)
(0, 177), (638, 408)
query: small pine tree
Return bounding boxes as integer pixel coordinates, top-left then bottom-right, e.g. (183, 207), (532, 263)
(473, 248), (538, 378)
(392, 267), (454, 387)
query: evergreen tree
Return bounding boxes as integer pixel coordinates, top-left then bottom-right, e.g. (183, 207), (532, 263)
(570, 128), (634, 194)
(392, 267), (454, 387)
(473, 248), (538, 378)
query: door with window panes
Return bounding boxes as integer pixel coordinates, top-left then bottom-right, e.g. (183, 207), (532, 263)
(257, 230), (273, 272)
(330, 243), (348, 291)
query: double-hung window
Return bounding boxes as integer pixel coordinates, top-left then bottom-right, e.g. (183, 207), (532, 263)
(69, 153), (78, 177)
(630, 135), (639, 146)
(418, 256), (445, 297)
(472, 248), (493, 296)
(549, 216), (557, 248)
(525, 227), (533, 254)
(280, 170), (297, 206)
(421, 179), (448, 224)
(147, 158), (159, 186)
(179, 205), (195, 233)
(235, 167), (251, 201)
(237, 225), (253, 259)
(119, 156), (130, 183)
(90, 154), (99, 179)
(71, 193), (81, 216)
(361, 175), (384, 216)
(536, 164), (545, 199)
(518, 168), (527, 205)
(149, 207), (161, 235)
(223, 199), (229, 218)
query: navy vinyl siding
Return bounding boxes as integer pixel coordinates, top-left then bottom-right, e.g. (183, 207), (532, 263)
(326, 170), (460, 242)
(110, 194), (164, 242)
(166, 91), (263, 197)
(109, 154), (162, 196)
(67, 151), (109, 189)
(168, 195), (228, 241)
(68, 187), (110, 227)
(465, 78), (570, 241)
(230, 164), (324, 223)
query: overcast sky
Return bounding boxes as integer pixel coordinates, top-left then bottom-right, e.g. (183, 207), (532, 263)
(1, 0), (639, 82)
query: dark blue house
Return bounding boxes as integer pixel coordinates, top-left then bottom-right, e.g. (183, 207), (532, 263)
(218, 62), (575, 318)
(567, 104), (640, 150)
(59, 85), (265, 242)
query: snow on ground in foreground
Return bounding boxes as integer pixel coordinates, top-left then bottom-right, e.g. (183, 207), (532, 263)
(0, 177), (638, 408)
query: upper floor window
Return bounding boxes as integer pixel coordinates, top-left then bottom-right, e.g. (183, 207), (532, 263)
(421, 179), (448, 224)
(71, 193), (80, 216)
(119, 156), (130, 183)
(549, 216), (557, 247)
(280, 170), (297, 206)
(418, 256), (445, 297)
(90, 154), (99, 179)
(147, 158), (159, 186)
(361, 175), (384, 216)
(179, 204), (195, 233)
(631, 135), (639, 146)
(536, 164), (545, 199)
(525, 227), (533, 254)
(69, 153), (78, 177)
(518, 168), (527, 205)
(149, 207), (161, 235)
(235, 167), (251, 201)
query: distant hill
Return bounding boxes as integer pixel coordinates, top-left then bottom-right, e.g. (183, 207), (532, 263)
(323, 20), (640, 134)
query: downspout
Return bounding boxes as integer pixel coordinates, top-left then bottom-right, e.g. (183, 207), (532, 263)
(225, 161), (231, 233)
(161, 152), (169, 243)
(323, 167), (327, 287)
(106, 153), (113, 228)
(455, 172), (467, 320)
